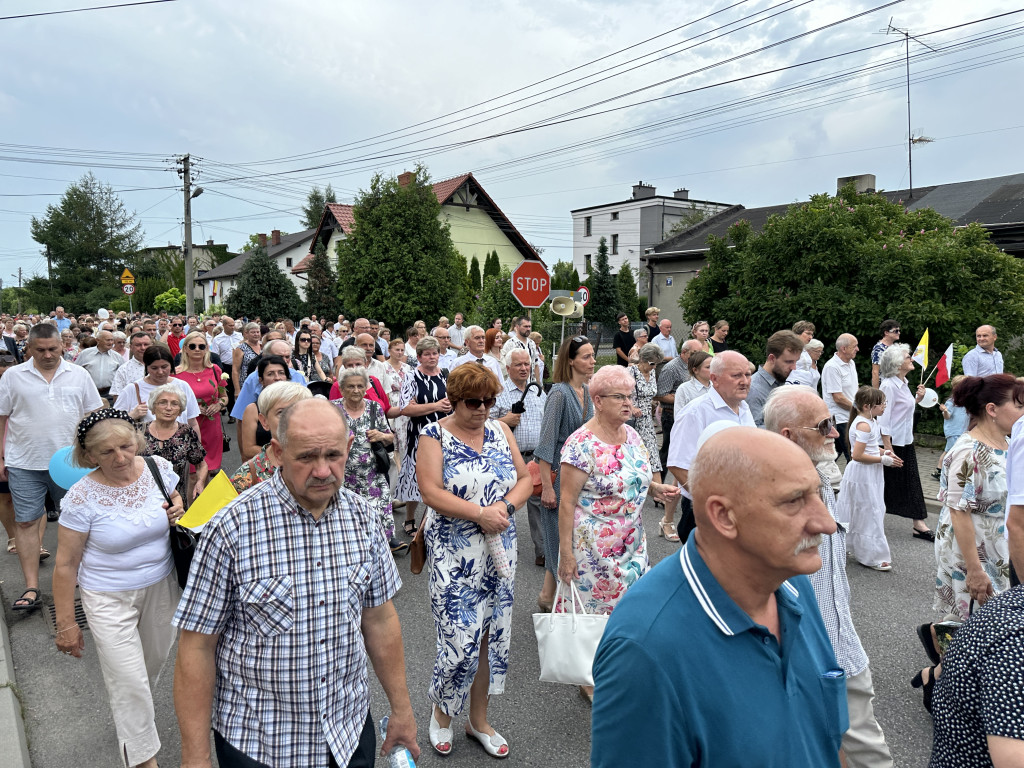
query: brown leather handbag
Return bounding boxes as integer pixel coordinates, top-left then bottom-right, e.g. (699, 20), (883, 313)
(409, 518), (427, 574)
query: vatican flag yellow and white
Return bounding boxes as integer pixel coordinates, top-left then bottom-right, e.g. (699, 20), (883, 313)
(911, 328), (929, 368)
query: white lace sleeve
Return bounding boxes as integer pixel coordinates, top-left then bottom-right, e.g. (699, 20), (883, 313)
(152, 455), (180, 499)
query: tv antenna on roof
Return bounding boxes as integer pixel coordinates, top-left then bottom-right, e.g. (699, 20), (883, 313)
(881, 19), (937, 199)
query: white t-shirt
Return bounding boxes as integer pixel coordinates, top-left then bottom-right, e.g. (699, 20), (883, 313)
(60, 456), (177, 591)
(112, 378), (200, 424)
(0, 359), (104, 470)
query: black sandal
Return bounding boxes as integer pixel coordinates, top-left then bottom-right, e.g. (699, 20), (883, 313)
(12, 587), (41, 611)
(917, 623), (941, 665)
(911, 665), (938, 714)
(403, 519), (417, 537)
(912, 529), (935, 542)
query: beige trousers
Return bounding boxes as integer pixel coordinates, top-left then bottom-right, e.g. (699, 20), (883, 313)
(842, 666), (894, 768)
(79, 571), (179, 767)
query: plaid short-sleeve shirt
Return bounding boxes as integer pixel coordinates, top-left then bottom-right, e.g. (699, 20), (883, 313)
(173, 471), (401, 766)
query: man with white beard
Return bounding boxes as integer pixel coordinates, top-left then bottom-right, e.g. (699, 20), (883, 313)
(764, 386), (893, 768)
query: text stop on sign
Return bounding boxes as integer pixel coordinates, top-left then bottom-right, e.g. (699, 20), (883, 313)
(510, 261), (550, 308)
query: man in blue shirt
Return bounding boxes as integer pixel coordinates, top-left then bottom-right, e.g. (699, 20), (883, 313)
(230, 338), (307, 421)
(961, 324), (1004, 376)
(592, 428), (847, 768)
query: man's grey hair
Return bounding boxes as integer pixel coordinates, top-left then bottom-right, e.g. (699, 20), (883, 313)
(147, 382), (186, 412)
(276, 395), (345, 449)
(709, 349), (746, 375)
(465, 325), (484, 338)
(878, 342), (910, 380)
(680, 339), (702, 354)
(503, 347), (530, 370)
(763, 386), (822, 434)
(265, 339), (291, 357)
(689, 433), (760, 506)
(835, 334), (857, 350)
(28, 323), (59, 343)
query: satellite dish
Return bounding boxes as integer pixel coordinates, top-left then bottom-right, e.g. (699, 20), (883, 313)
(567, 301), (584, 320)
(551, 297), (575, 317)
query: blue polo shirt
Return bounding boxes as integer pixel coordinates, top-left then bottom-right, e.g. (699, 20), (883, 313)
(591, 534), (847, 768)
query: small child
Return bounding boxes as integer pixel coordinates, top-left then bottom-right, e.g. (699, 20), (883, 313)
(932, 375), (968, 479)
(836, 386), (904, 571)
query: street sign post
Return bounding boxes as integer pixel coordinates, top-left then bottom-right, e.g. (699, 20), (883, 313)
(121, 284), (135, 295)
(511, 261), (550, 309)
(120, 268), (135, 313)
(577, 285), (590, 306)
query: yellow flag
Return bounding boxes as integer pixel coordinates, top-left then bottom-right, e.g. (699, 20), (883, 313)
(177, 470), (238, 530)
(911, 328), (929, 368)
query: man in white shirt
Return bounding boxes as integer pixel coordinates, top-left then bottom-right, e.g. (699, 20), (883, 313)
(449, 313), (466, 353)
(500, 316), (542, 383)
(310, 322), (338, 366)
(821, 334), (859, 463)
(211, 317), (243, 418)
(74, 329), (123, 397)
(404, 326), (421, 361)
(353, 334), (393, 394)
(110, 332), (152, 397)
(667, 350), (754, 543)
(435, 327), (457, 371)
(654, 319), (678, 362)
(0, 324), (103, 611)
(451, 325), (503, 381)
(961, 324), (1004, 377)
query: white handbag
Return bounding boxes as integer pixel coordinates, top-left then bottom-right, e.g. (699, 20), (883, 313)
(532, 580), (609, 687)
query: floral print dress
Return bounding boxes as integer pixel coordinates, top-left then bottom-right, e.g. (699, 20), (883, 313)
(934, 434), (1010, 620)
(337, 399), (394, 540)
(421, 420), (516, 716)
(627, 364), (662, 472)
(142, 424), (206, 508)
(560, 425), (652, 615)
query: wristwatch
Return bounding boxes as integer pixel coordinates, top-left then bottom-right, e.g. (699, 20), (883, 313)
(499, 498), (515, 517)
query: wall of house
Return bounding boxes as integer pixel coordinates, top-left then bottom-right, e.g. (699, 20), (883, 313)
(204, 237), (312, 309)
(643, 254), (707, 334)
(442, 206), (526, 273)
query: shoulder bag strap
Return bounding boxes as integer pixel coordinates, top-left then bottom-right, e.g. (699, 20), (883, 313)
(142, 456), (173, 504)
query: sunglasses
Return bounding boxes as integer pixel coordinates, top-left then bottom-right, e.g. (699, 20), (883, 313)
(463, 397), (497, 410)
(298, 337), (312, 342)
(186, 343), (207, 350)
(796, 417), (837, 437)
(171, 324), (182, 328)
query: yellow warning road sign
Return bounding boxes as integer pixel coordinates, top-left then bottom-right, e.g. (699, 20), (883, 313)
(120, 268), (135, 284)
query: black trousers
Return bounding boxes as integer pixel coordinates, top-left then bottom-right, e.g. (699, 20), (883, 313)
(659, 410), (673, 471)
(214, 712), (376, 768)
(835, 421), (852, 463)
(221, 362), (236, 413)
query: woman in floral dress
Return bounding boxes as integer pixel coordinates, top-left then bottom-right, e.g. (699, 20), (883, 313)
(174, 331), (226, 475)
(557, 364), (680, 701)
(332, 367), (400, 549)
(627, 343), (663, 482)
(417, 363), (532, 758)
(140, 383), (208, 506)
(933, 374), (1023, 620)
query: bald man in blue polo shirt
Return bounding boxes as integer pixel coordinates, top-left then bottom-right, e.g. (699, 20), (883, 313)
(592, 428), (847, 768)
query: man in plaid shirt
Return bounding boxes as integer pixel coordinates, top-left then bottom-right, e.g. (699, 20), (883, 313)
(173, 399), (419, 768)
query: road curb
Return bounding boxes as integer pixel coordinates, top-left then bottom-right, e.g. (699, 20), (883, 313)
(0, 608), (30, 768)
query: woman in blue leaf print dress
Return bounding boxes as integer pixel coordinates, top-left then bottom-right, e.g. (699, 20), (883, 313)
(417, 364), (532, 759)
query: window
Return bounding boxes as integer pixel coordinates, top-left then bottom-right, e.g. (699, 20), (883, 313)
(611, 234), (619, 254)
(584, 254), (592, 273)
(584, 216), (592, 236)
(286, 257), (293, 267)
(610, 211), (619, 221)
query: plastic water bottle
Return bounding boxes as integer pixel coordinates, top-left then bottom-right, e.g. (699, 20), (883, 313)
(379, 715), (416, 768)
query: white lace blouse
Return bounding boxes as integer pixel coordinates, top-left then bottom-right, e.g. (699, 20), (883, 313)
(60, 456), (178, 591)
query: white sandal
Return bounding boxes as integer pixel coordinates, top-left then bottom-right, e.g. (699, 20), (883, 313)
(466, 718), (509, 758)
(429, 708), (453, 755)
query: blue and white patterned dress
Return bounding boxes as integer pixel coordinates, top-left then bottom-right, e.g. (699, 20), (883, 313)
(421, 420), (517, 716)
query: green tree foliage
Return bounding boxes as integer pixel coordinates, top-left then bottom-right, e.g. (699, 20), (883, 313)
(134, 277), (168, 314)
(473, 267), (522, 328)
(301, 184), (337, 230)
(588, 237), (619, 325)
(29, 172), (143, 314)
(223, 246), (302, 321)
(681, 184), (1024, 379)
(240, 232), (288, 253)
(303, 240), (340, 320)
(667, 203), (710, 236)
(469, 255), (482, 291)
(483, 250), (501, 282)
(335, 165), (460, 331)
(616, 262), (639, 316)
(154, 287), (187, 314)
(550, 260), (579, 290)
(451, 252), (474, 317)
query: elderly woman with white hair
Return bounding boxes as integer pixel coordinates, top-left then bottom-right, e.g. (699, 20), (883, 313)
(789, 338), (825, 391)
(141, 383), (209, 506)
(878, 342), (934, 540)
(627, 326), (649, 365)
(230, 381), (312, 492)
(628, 342), (665, 484)
(53, 409), (183, 768)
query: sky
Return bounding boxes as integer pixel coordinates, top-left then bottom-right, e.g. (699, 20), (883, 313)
(0, 0), (1021, 284)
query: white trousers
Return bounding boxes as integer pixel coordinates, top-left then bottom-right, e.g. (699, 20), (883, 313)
(79, 571), (179, 767)
(842, 666), (894, 768)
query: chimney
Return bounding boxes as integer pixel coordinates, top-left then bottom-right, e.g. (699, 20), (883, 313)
(257, 233), (267, 249)
(398, 171), (414, 187)
(673, 188), (689, 200)
(632, 181), (656, 200)
(206, 239), (214, 246)
(271, 229), (281, 246)
(836, 174), (877, 194)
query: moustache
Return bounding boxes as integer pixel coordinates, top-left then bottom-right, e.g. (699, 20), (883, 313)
(794, 535), (823, 555)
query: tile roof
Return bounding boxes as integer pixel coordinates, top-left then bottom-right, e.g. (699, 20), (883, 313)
(201, 228), (315, 280)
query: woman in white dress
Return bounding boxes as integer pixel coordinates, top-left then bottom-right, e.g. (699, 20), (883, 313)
(836, 386), (904, 570)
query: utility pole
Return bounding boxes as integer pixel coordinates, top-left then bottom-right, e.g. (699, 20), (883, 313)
(45, 244), (54, 308)
(11, 268), (21, 315)
(883, 20), (936, 200)
(180, 154), (195, 317)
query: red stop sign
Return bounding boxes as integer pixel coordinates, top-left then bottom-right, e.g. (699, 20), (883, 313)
(511, 260), (550, 308)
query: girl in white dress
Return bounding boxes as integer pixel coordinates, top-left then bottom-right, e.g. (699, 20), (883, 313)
(837, 386), (904, 570)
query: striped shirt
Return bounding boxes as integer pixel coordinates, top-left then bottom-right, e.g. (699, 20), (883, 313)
(172, 471), (401, 766)
(491, 376), (547, 454)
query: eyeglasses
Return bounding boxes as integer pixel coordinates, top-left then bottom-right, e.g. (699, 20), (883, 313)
(186, 343), (207, 350)
(171, 323), (182, 328)
(298, 337), (311, 343)
(462, 397), (497, 410)
(599, 393), (632, 402)
(796, 417), (836, 437)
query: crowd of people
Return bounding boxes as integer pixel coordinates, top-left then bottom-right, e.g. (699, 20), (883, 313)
(1, 302), (1022, 767)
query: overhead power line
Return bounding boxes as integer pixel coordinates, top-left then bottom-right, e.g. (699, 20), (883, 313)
(0, 0), (177, 22)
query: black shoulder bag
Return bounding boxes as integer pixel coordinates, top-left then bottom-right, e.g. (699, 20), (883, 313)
(368, 401), (392, 476)
(143, 456), (197, 590)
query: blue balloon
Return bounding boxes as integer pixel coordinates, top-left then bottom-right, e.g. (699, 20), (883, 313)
(48, 446), (91, 490)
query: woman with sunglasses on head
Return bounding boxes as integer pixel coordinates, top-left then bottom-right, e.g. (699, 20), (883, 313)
(417, 363), (532, 757)
(292, 329), (329, 382)
(174, 331), (226, 478)
(535, 334), (596, 613)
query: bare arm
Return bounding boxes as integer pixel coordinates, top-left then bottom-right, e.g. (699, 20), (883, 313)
(417, 434), (508, 533)
(556, 463), (588, 584)
(53, 526), (88, 657)
(231, 347), (243, 393)
(1008, 504), (1024, 576)
(950, 507), (994, 605)
(989, 735), (1024, 767)
(871, 363), (880, 389)
(361, 602), (420, 761)
(240, 404), (261, 461)
(175, 629), (220, 768)
(401, 398), (449, 418)
(497, 420), (534, 511)
(831, 392), (852, 411)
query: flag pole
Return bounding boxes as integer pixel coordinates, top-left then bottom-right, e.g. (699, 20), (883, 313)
(922, 363), (939, 387)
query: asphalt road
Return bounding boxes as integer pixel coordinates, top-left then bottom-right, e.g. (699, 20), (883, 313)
(0, 429), (941, 768)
